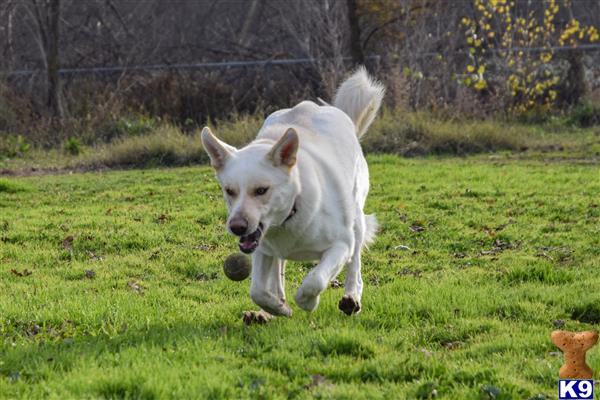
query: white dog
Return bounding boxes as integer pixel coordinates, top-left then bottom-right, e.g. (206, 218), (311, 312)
(201, 67), (384, 323)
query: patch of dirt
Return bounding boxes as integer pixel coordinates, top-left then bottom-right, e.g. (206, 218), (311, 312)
(330, 279), (343, 289)
(10, 268), (32, 277)
(127, 280), (145, 295)
(409, 223), (425, 233)
(479, 239), (515, 256)
(0, 164), (111, 177)
(398, 268), (422, 278)
(442, 340), (464, 350)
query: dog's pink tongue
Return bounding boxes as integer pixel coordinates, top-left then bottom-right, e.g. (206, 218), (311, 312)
(239, 235), (257, 252)
(238, 228), (261, 253)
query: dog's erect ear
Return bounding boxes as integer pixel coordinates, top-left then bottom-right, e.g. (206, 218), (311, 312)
(201, 127), (236, 170)
(267, 128), (299, 169)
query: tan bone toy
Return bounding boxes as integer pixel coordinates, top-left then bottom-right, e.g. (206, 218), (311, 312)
(551, 330), (598, 379)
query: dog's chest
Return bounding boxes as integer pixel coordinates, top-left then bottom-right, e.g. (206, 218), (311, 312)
(260, 228), (329, 261)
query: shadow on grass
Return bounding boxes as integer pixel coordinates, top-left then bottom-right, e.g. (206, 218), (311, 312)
(0, 318), (239, 394)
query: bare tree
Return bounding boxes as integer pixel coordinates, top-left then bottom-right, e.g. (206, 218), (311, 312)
(346, 0), (364, 66)
(23, 0), (63, 118)
(270, 0), (350, 96)
(0, 2), (17, 71)
(1, 0), (600, 136)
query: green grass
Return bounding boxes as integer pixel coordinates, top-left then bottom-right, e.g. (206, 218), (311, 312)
(1, 112), (598, 173)
(1, 154), (599, 399)
(0, 179), (29, 193)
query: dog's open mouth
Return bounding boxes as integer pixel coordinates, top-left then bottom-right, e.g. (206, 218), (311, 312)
(238, 223), (263, 254)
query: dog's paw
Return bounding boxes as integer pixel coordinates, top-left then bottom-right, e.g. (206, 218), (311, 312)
(295, 272), (326, 312)
(338, 295), (361, 315)
(242, 310), (273, 325)
(295, 290), (320, 312)
(250, 289), (293, 317)
(262, 301), (293, 317)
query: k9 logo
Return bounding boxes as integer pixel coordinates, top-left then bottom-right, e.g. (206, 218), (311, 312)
(559, 380), (594, 399)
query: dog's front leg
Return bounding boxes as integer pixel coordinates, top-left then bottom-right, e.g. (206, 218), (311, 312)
(247, 250), (292, 321)
(340, 217), (366, 315)
(295, 243), (350, 312)
(339, 250), (363, 315)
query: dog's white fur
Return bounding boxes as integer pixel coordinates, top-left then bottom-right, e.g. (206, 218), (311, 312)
(202, 67), (385, 318)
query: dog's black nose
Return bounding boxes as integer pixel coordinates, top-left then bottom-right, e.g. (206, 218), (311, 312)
(229, 217), (248, 236)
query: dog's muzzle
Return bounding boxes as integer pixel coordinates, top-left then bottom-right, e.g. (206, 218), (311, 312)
(238, 223), (263, 254)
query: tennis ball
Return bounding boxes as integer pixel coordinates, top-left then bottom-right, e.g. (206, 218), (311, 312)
(223, 253), (251, 281)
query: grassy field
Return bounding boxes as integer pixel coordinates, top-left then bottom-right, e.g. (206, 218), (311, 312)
(1, 154), (599, 399)
(2, 111), (600, 174)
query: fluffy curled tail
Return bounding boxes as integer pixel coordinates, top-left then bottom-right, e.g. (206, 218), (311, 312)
(333, 66), (385, 139)
(363, 214), (378, 248)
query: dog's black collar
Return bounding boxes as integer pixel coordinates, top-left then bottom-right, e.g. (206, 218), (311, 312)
(284, 200), (297, 223)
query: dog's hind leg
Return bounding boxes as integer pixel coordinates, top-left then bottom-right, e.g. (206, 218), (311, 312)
(246, 251), (292, 322)
(339, 215), (366, 315)
(295, 243), (351, 312)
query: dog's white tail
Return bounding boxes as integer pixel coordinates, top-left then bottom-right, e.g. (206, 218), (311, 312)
(333, 66), (385, 139)
(363, 214), (378, 247)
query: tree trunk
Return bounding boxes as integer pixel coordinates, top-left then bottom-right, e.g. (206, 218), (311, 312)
(562, 49), (586, 106)
(46, 0), (63, 119)
(560, 6), (587, 106)
(7, 5), (14, 70)
(237, 0), (259, 47)
(346, 0), (364, 66)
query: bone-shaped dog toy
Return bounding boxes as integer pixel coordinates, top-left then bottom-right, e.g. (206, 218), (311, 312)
(551, 330), (598, 379)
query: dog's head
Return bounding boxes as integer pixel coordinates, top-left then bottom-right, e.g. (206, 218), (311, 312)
(201, 126), (300, 254)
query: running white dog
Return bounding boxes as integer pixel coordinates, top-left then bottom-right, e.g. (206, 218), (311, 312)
(201, 67), (384, 323)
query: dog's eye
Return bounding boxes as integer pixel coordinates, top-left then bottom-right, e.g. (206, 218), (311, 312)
(225, 188), (237, 197)
(254, 187), (269, 196)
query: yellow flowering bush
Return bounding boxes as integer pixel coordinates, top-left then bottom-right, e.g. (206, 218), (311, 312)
(461, 0), (599, 114)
